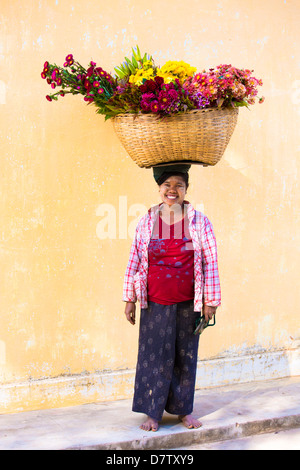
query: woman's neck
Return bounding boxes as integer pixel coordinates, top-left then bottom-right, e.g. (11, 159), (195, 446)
(160, 203), (185, 225)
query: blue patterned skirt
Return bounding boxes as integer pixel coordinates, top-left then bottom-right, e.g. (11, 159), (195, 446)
(132, 300), (200, 421)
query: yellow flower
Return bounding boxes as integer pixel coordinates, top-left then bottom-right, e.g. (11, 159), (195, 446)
(129, 67), (155, 85)
(157, 60), (196, 84)
(142, 60), (154, 70)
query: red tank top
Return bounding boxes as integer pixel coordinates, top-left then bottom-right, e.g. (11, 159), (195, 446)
(147, 214), (194, 305)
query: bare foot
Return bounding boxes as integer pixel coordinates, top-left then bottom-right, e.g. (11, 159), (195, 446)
(179, 414), (202, 429)
(140, 416), (159, 432)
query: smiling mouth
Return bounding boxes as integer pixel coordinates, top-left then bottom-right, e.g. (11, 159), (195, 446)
(166, 195), (177, 199)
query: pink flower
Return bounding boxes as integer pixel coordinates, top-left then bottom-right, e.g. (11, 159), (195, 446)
(93, 81), (100, 88)
(41, 72), (46, 79)
(46, 95), (52, 101)
(98, 88), (104, 94)
(168, 89), (179, 100)
(84, 96), (94, 102)
(51, 69), (59, 80)
(51, 82), (56, 89)
(158, 90), (171, 108)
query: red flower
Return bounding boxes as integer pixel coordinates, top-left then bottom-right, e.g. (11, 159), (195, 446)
(87, 66), (94, 77)
(64, 54), (74, 66)
(46, 95), (52, 101)
(150, 101), (160, 113)
(41, 72), (46, 79)
(139, 84), (148, 93)
(168, 89), (179, 100)
(154, 76), (164, 86)
(66, 54), (73, 63)
(147, 80), (157, 92)
(84, 79), (92, 92)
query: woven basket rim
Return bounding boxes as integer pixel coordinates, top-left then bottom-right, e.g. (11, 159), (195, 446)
(112, 106), (238, 121)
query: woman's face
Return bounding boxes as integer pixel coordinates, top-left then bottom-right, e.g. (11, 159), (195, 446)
(158, 175), (187, 207)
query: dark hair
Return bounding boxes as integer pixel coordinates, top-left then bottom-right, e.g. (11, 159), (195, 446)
(156, 171), (189, 189)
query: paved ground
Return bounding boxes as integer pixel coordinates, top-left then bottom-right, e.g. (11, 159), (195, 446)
(173, 427), (300, 450)
(0, 375), (299, 450)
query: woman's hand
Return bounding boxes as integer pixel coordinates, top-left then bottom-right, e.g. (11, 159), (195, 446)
(203, 305), (217, 323)
(125, 302), (136, 325)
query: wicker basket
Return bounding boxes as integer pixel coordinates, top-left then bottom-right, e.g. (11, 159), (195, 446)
(112, 107), (239, 168)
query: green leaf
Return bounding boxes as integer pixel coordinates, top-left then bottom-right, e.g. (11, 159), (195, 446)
(132, 45), (141, 61)
(136, 45), (141, 59)
(234, 100), (249, 108)
(132, 56), (138, 68)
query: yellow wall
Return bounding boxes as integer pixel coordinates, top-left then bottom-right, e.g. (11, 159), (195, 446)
(0, 0), (299, 413)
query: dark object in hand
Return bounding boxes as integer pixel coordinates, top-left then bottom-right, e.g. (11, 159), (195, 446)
(194, 315), (216, 335)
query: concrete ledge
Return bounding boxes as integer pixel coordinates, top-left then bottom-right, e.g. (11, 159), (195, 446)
(69, 414), (300, 450)
(0, 345), (299, 414)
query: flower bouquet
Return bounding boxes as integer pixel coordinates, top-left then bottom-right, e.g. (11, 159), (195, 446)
(42, 46), (264, 167)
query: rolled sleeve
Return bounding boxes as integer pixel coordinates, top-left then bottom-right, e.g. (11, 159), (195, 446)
(201, 216), (221, 307)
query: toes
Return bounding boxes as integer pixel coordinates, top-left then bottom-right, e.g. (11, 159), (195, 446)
(179, 415), (202, 429)
(140, 418), (159, 432)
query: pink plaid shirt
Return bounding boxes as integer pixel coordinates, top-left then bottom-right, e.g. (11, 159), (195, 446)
(123, 202), (221, 312)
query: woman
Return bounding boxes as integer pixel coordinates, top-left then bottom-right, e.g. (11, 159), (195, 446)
(123, 164), (221, 432)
